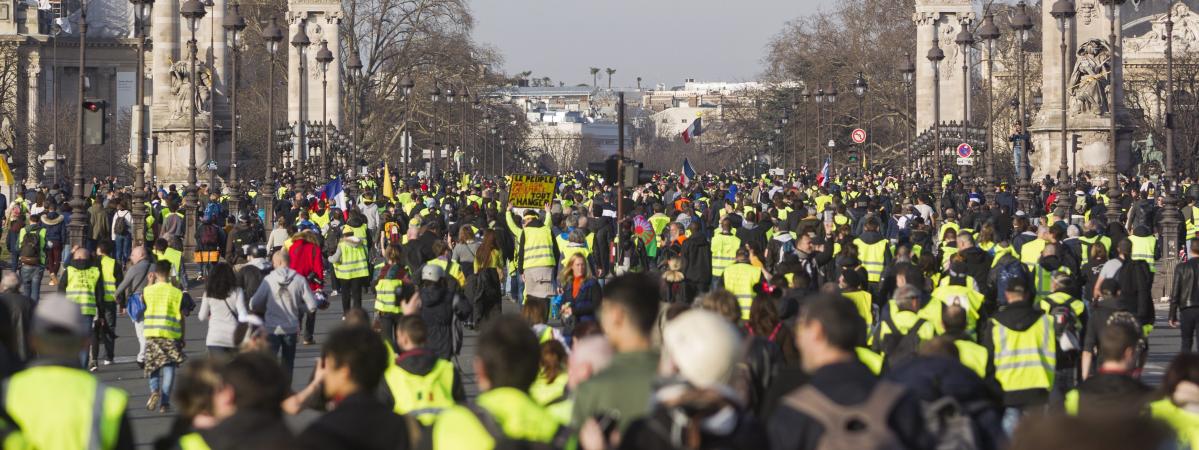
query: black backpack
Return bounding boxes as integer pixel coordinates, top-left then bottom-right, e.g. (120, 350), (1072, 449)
(18, 230), (40, 266)
(113, 216), (129, 236)
(466, 404), (571, 450)
(879, 317), (926, 373)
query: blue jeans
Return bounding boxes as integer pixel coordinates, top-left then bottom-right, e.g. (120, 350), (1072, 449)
(507, 273), (524, 303)
(1002, 407), (1023, 436)
(149, 364), (177, 406)
(114, 235), (131, 266)
(19, 265), (42, 303)
(267, 333), (298, 383)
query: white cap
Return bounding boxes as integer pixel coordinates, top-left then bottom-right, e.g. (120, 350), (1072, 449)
(421, 264), (446, 282)
(662, 310), (743, 389)
(34, 295), (88, 337)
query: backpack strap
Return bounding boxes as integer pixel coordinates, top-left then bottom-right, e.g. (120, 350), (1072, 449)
(905, 318), (927, 339)
(465, 403), (507, 442)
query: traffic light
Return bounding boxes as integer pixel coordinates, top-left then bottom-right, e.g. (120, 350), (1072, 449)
(82, 99), (107, 145)
(848, 150), (859, 163)
(587, 155), (621, 183)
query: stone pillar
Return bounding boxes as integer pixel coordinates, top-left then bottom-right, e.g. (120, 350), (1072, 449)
(25, 53), (40, 187)
(150, 0), (179, 120)
(913, 0), (973, 133)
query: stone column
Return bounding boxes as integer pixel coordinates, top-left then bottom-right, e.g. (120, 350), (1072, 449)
(25, 53), (41, 187)
(150, 0), (179, 120)
(913, 0), (973, 133)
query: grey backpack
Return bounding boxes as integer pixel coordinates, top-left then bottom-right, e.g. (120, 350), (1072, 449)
(783, 381), (907, 450)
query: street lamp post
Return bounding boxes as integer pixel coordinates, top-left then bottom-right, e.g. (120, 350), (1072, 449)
(445, 86), (456, 174)
(928, 34), (946, 202)
(1161, 1), (1182, 268)
(899, 53), (915, 175)
(826, 84), (838, 173)
(261, 17), (283, 225)
(130, 0), (153, 248)
(400, 76), (414, 175)
(429, 84), (441, 179)
(291, 21), (310, 184)
(1099, 0), (1125, 227)
(69, 0), (90, 248)
(347, 48), (363, 148)
(1011, 1), (1035, 211)
(222, 2), (245, 219)
(180, 0), (206, 261)
(955, 20), (974, 164)
(978, 13), (1000, 186)
(853, 71), (867, 171)
(315, 40), (333, 181)
(1052, 0), (1076, 185)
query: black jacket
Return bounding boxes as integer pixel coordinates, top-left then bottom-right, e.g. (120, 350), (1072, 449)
(885, 356), (1007, 450)
(1171, 258), (1199, 322)
(419, 283), (457, 360)
(681, 234), (712, 288)
(1116, 258), (1155, 326)
(298, 393), (411, 450)
(979, 301), (1050, 408)
(767, 361), (934, 450)
(958, 246), (994, 289)
(195, 410), (301, 450)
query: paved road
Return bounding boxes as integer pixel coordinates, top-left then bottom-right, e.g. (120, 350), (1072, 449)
(77, 268), (1183, 448)
(80, 267), (486, 449)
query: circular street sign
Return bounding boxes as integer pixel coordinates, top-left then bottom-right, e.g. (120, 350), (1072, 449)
(956, 143), (973, 158)
(851, 128), (867, 144)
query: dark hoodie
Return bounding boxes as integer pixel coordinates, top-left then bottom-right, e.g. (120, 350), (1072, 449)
(419, 283), (457, 360)
(979, 300), (1050, 408)
(958, 246), (994, 286)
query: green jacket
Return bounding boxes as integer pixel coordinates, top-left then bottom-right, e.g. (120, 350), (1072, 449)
(570, 350), (659, 432)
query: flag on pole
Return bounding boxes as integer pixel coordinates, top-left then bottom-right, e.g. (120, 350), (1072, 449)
(681, 117), (702, 143)
(0, 158), (14, 186)
(318, 177), (347, 214)
(681, 158), (696, 187)
(382, 163), (394, 201)
(816, 157), (830, 187)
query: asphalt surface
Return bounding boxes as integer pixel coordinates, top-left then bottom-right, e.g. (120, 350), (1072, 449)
(78, 266), (1183, 449)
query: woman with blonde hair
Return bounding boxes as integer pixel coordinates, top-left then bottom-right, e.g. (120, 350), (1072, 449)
(559, 252), (602, 329)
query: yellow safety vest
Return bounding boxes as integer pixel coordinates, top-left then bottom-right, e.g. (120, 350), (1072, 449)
(923, 281), (984, 334)
(143, 283), (184, 340)
(855, 347), (884, 375)
(991, 315), (1056, 393)
(344, 224), (368, 240)
(99, 256), (116, 303)
(940, 244), (958, 268)
(854, 238), (887, 283)
(723, 262), (762, 321)
(1020, 239), (1048, 269)
(65, 266), (101, 316)
(991, 244), (1018, 267)
(955, 339), (989, 378)
(1039, 292), (1085, 332)
(529, 371), (568, 407)
(334, 240), (369, 280)
(1129, 235), (1158, 272)
(1188, 206), (1199, 239)
(154, 247), (183, 279)
(559, 243), (590, 271)
(431, 387), (561, 450)
(375, 276), (404, 314)
(178, 432), (211, 450)
(1032, 264), (1071, 301)
(1151, 398), (1199, 450)
(1078, 235), (1112, 260)
(875, 310), (936, 350)
(710, 232), (741, 277)
(4, 365), (128, 450)
(939, 222), (960, 242)
(521, 225), (555, 269)
(385, 357), (455, 426)
(427, 258), (466, 287)
(842, 290), (874, 328)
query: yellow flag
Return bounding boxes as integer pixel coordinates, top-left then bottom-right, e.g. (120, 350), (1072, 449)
(459, 173), (470, 190)
(382, 163), (394, 200)
(0, 157), (14, 186)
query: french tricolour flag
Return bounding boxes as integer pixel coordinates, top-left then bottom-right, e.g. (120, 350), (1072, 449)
(681, 117), (702, 144)
(681, 158), (696, 187)
(318, 177), (348, 215)
(816, 157), (831, 187)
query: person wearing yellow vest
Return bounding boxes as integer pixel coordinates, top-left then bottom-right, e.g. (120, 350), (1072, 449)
(1062, 322), (1150, 418)
(1038, 272), (1087, 399)
(839, 270), (875, 329)
(1031, 245), (1072, 302)
(94, 241), (123, 367)
(1019, 226), (1051, 270)
(710, 218), (742, 290)
(178, 352), (304, 449)
(982, 282), (1056, 433)
(943, 306), (989, 378)
(329, 232), (370, 313)
(1129, 225), (1159, 273)
(142, 260), (187, 413)
(374, 246), (409, 349)
(432, 316), (568, 450)
(16, 216), (47, 302)
(4, 297), (133, 450)
(293, 325), (415, 448)
(59, 247), (107, 371)
(385, 315), (465, 425)
(514, 205), (557, 307)
(152, 238), (185, 287)
(873, 285), (937, 365)
(723, 249), (763, 322)
(427, 240), (467, 287)
(852, 218), (891, 290)
(923, 265), (985, 335)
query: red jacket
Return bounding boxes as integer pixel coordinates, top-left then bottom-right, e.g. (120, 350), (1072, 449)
(288, 235), (324, 292)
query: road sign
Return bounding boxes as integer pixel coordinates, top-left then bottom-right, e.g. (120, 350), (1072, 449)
(956, 143), (974, 158)
(769, 168), (785, 176)
(851, 128), (866, 144)
(956, 157), (974, 166)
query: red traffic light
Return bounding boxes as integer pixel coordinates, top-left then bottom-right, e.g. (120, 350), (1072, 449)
(82, 100), (105, 112)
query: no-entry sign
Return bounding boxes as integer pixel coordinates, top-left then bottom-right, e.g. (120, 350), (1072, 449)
(956, 143), (973, 158)
(851, 128), (867, 144)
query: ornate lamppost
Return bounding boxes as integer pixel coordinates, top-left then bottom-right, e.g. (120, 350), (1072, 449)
(1011, 0), (1035, 211)
(978, 13), (1000, 186)
(899, 53), (915, 175)
(928, 34), (946, 201)
(222, 2), (245, 218)
(429, 83), (441, 179)
(1051, 0), (1076, 185)
(261, 16), (283, 224)
(291, 20), (310, 183)
(853, 71), (867, 171)
(69, 0), (90, 248)
(315, 40), (333, 181)
(180, 0), (206, 260)
(400, 75), (414, 175)
(346, 48), (363, 148)
(129, 0), (154, 247)
(825, 83), (838, 173)
(1099, 0), (1126, 227)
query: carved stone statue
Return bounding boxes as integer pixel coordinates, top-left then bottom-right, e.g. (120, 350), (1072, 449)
(1126, 2), (1199, 53)
(1069, 39), (1111, 116)
(166, 55), (212, 120)
(1135, 134), (1163, 177)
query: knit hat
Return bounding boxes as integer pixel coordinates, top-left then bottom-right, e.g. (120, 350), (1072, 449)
(662, 310), (743, 389)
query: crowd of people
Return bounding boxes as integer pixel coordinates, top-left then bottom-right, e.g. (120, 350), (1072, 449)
(3, 168), (1199, 449)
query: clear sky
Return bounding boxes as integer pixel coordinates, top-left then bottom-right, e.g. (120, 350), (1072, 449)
(469, 0), (820, 89)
